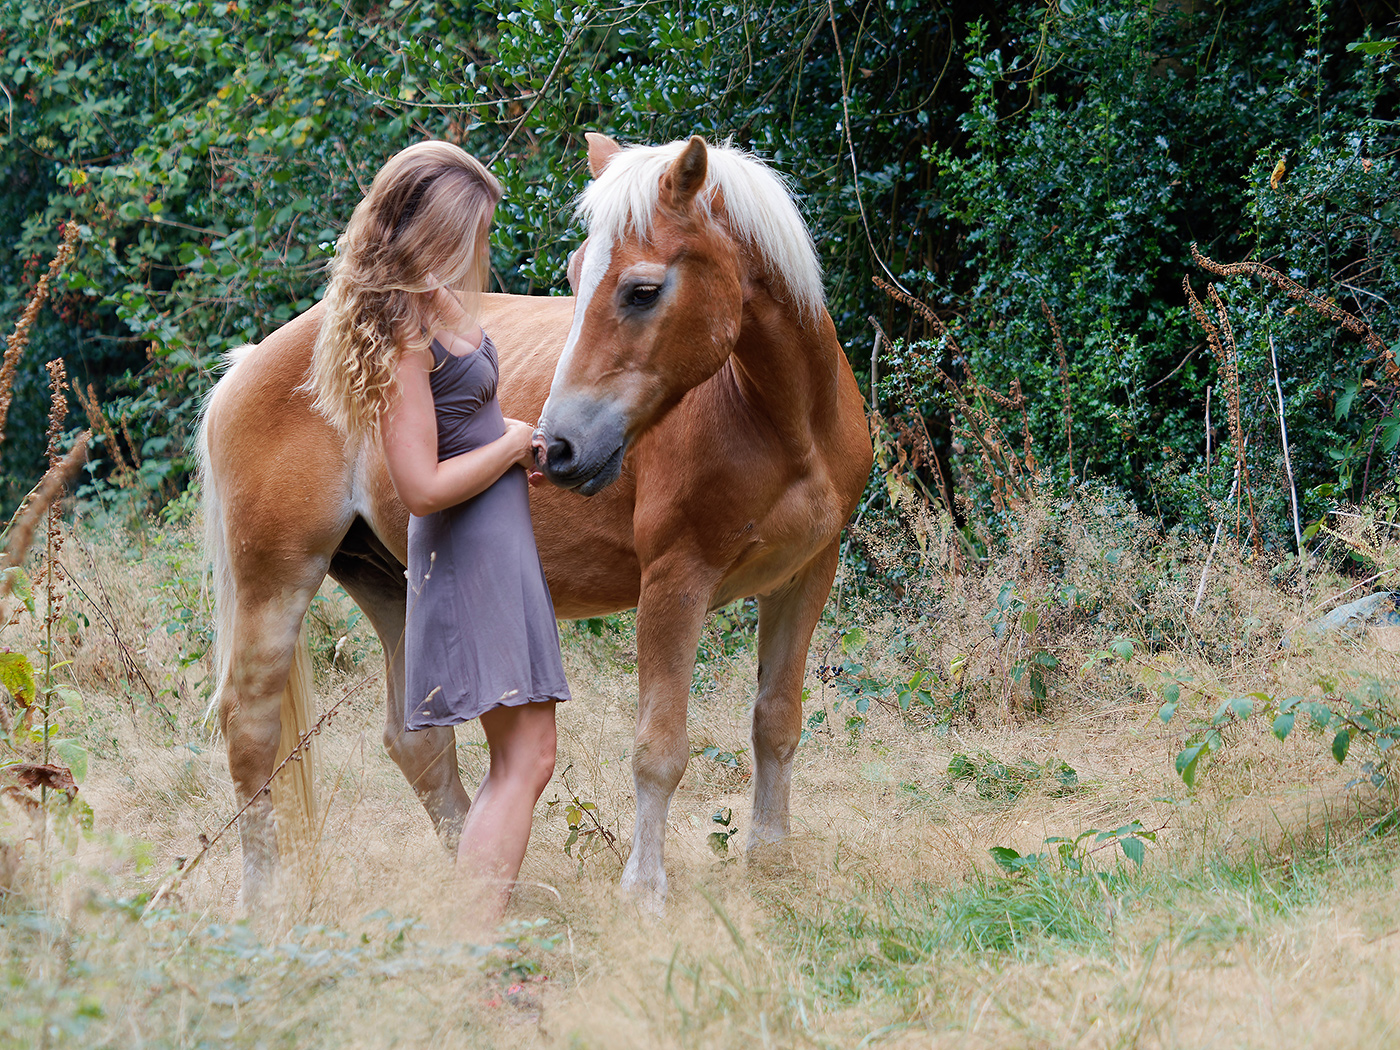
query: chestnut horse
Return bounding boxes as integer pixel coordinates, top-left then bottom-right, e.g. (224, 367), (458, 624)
(199, 133), (872, 907)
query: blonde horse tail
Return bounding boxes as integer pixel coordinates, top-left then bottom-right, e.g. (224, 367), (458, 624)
(199, 348), (318, 859)
(271, 629), (317, 854)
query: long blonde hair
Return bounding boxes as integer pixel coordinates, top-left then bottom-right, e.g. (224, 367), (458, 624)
(311, 140), (502, 439)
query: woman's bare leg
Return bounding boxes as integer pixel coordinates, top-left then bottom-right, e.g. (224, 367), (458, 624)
(456, 701), (558, 926)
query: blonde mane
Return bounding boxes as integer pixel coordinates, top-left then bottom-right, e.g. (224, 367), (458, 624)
(576, 139), (825, 321)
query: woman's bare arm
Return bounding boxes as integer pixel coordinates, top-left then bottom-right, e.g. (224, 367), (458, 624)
(380, 347), (534, 516)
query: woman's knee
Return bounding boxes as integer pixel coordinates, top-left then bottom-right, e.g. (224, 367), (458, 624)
(523, 704), (557, 792)
(487, 702), (557, 794)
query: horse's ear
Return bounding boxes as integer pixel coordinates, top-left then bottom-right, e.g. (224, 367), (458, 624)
(662, 136), (708, 210)
(585, 133), (622, 177)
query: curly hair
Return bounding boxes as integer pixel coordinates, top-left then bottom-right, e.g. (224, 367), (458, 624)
(311, 140), (502, 440)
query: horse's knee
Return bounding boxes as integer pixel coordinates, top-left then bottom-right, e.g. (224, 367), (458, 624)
(223, 696), (284, 787)
(383, 723), (408, 761)
(385, 726), (459, 791)
(632, 732), (689, 794)
(752, 695), (801, 765)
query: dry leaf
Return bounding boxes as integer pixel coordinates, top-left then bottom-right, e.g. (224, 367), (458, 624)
(1, 763), (78, 799)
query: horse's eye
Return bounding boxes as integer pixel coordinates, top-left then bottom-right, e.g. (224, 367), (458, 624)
(629, 285), (660, 308)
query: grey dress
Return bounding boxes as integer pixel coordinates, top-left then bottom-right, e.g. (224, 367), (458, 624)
(403, 332), (571, 729)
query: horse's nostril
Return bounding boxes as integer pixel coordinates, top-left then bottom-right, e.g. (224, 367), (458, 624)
(546, 436), (575, 471)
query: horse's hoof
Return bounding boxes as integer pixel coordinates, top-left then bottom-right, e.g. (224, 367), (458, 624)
(745, 836), (794, 874)
(620, 862), (667, 914)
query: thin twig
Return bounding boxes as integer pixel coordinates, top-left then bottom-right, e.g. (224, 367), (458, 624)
(1194, 444), (1244, 616)
(486, 25), (582, 168)
(868, 316), (882, 405)
(141, 671), (377, 918)
(826, 0), (910, 294)
(1268, 334), (1304, 555)
(56, 553), (178, 730)
(1084, 819), (1171, 858)
(1040, 298), (1074, 480)
(559, 763), (623, 866)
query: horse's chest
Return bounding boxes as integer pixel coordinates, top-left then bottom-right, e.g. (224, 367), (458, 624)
(710, 473), (841, 600)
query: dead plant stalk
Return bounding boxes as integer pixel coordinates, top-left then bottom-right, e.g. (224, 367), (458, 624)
(1268, 333), (1304, 556)
(0, 223), (79, 442)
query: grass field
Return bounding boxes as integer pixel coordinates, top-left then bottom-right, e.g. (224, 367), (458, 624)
(2, 508), (1399, 1049)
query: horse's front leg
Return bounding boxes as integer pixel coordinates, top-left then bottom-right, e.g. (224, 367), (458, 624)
(622, 556), (715, 907)
(750, 539), (840, 849)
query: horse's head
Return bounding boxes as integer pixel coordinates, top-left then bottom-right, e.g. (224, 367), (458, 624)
(535, 133), (822, 494)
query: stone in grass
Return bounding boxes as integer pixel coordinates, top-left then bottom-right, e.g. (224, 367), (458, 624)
(1293, 591), (1400, 651)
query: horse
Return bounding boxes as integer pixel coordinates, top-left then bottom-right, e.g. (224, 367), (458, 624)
(198, 132), (873, 908)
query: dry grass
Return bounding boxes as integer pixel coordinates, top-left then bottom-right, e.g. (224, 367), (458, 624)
(1, 505), (1399, 1049)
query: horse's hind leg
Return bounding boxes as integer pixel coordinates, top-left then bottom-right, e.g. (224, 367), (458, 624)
(329, 520), (470, 851)
(749, 539), (840, 849)
(218, 563), (329, 908)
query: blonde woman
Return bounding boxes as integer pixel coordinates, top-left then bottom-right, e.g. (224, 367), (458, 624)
(312, 141), (570, 924)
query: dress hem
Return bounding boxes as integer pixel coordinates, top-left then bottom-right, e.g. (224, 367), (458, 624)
(405, 689), (571, 731)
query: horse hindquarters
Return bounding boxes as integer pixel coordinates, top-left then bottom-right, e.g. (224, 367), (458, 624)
(200, 332), (354, 906)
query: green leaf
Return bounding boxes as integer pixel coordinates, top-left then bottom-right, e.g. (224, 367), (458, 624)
(1175, 742), (1207, 787)
(1336, 380), (1360, 420)
(1272, 711), (1295, 741)
(53, 685), (83, 714)
(1120, 836), (1145, 867)
(1229, 695), (1254, 721)
(1332, 729), (1350, 764)
(52, 739), (88, 783)
(3, 568), (34, 615)
(1110, 639), (1134, 661)
(988, 846), (1021, 872)
(1346, 39), (1399, 55)
(1381, 417), (1400, 454)
(0, 651), (36, 707)
(1159, 682), (1180, 723)
(947, 753), (977, 780)
(840, 628), (867, 656)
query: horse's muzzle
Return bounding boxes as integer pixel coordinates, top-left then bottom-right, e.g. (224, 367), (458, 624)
(536, 399), (628, 496)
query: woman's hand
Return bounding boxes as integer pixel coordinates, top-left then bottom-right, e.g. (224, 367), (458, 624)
(503, 417), (536, 469)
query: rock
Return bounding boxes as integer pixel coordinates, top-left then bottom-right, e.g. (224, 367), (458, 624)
(1293, 591), (1400, 650)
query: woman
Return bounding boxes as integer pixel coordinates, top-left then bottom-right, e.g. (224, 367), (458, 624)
(310, 140), (570, 925)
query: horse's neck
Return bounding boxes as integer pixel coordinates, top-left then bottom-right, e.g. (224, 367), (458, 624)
(727, 290), (842, 442)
